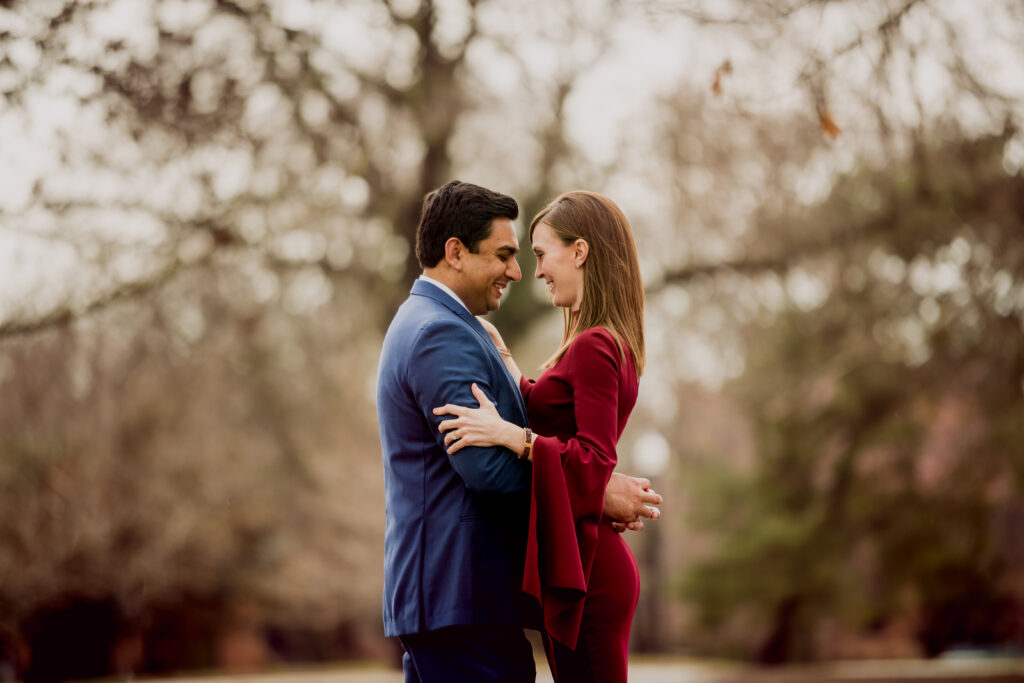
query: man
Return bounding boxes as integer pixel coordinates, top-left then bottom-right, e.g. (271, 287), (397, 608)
(377, 181), (661, 682)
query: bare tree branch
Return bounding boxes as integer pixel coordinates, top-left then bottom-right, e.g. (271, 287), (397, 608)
(0, 259), (182, 338)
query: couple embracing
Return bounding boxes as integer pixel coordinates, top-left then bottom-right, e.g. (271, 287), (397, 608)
(377, 181), (662, 682)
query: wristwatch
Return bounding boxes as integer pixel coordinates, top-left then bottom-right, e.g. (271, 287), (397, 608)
(519, 428), (533, 460)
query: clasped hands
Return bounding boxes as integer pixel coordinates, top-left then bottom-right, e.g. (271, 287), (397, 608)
(433, 384), (663, 533)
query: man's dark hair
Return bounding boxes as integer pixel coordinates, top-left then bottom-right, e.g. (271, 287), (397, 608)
(415, 180), (519, 269)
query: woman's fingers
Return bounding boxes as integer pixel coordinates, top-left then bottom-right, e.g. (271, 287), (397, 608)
(433, 403), (471, 417)
(435, 384), (499, 455)
(470, 383), (492, 408)
(437, 418), (459, 433)
(444, 427), (465, 451)
(433, 384), (493, 417)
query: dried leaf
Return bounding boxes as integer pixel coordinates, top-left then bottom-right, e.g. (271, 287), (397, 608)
(711, 59), (733, 96)
(819, 109), (842, 138)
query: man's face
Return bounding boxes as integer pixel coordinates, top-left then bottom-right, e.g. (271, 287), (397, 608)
(457, 218), (522, 316)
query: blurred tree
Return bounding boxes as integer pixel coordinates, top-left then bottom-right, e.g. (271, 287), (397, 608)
(0, 0), (618, 342)
(0, 0), (623, 676)
(641, 0), (1024, 291)
(0, 265), (387, 675)
(622, 3), (1024, 656)
(680, 130), (1024, 662)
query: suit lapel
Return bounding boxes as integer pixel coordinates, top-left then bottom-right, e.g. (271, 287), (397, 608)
(410, 280), (528, 422)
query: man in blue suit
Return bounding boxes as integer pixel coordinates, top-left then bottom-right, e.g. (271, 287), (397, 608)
(377, 181), (661, 682)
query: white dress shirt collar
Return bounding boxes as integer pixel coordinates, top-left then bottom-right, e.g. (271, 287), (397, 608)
(418, 274), (470, 313)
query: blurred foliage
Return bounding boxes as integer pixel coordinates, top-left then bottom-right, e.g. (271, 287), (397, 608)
(0, 0), (602, 341)
(681, 131), (1024, 661)
(0, 0), (617, 676)
(0, 266), (386, 674)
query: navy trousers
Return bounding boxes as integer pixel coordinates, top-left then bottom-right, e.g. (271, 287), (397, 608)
(398, 624), (536, 683)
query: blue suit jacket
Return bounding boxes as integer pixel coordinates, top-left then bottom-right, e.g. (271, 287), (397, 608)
(377, 279), (532, 637)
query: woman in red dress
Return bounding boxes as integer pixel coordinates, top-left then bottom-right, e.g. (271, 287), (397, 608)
(434, 191), (647, 682)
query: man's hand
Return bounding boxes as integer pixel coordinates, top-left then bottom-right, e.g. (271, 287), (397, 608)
(604, 472), (662, 533)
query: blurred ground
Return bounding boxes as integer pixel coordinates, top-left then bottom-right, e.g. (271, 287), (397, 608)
(132, 656), (1024, 683)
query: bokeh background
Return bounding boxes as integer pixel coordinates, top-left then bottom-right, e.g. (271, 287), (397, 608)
(1, 0), (1023, 680)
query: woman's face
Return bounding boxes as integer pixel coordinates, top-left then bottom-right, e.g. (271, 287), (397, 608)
(532, 222), (584, 311)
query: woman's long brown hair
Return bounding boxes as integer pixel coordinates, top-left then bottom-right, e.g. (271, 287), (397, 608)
(530, 191), (646, 375)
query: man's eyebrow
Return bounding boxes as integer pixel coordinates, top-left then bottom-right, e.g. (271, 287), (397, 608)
(496, 245), (519, 255)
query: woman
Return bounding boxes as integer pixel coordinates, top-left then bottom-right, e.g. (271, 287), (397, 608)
(433, 191), (646, 682)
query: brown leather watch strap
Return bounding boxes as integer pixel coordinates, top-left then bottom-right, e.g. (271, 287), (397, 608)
(519, 428), (533, 460)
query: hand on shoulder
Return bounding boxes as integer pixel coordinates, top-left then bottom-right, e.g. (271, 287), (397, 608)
(476, 316), (507, 348)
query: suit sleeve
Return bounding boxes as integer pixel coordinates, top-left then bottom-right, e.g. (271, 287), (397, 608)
(407, 318), (530, 494)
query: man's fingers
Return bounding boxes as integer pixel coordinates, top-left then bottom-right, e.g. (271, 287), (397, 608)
(634, 477), (652, 490)
(635, 504), (660, 520)
(640, 488), (663, 506)
(610, 521), (628, 533)
(626, 520), (645, 531)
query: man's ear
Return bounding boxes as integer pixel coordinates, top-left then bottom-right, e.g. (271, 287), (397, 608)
(573, 239), (590, 268)
(444, 237), (466, 271)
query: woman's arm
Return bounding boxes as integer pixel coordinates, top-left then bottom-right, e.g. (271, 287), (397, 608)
(434, 383), (530, 456)
(432, 347), (661, 528)
(477, 316), (523, 384)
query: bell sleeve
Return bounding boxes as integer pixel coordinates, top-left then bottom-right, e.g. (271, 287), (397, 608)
(521, 328), (622, 649)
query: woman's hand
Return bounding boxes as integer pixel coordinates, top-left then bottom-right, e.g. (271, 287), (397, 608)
(476, 316), (522, 383)
(433, 383), (524, 455)
(476, 316), (506, 350)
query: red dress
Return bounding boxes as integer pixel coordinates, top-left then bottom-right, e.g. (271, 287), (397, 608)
(520, 327), (641, 682)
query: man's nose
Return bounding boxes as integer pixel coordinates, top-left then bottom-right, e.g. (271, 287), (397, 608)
(508, 257), (522, 282)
